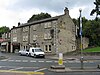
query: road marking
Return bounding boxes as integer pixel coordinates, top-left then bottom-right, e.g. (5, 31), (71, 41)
(15, 60), (21, 62)
(9, 67), (23, 71)
(54, 61), (58, 63)
(8, 60), (14, 62)
(63, 61), (67, 63)
(46, 61), (53, 63)
(34, 68), (47, 72)
(30, 60), (36, 62)
(38, 61), (44, 62)
(0, 59), (8, 61)
(22, 60), (28, 62)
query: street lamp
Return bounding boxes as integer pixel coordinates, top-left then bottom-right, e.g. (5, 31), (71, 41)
(79, 8), (84, 69)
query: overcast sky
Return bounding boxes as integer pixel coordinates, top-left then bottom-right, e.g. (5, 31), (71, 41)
(0, 0), (96, 28)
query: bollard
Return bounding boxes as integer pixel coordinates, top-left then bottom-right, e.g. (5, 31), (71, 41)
(80, 57), (84, 69)
(58, 53), (63, 65)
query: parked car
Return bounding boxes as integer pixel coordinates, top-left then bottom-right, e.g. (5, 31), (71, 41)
(29, 47), (45, 58)
(18, 49), (29, 56)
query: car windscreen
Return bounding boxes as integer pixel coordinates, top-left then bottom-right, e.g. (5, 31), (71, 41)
(34, 49), (43, 52)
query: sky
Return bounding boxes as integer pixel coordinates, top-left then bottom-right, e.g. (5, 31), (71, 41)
(0, 0), (96, 28)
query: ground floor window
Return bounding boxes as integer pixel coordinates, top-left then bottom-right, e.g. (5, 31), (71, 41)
(48, 45), (51, 52)
(44, 45), (52, 52)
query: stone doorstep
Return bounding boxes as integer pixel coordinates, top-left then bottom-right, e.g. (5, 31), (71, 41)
(50, 65), (65, 69)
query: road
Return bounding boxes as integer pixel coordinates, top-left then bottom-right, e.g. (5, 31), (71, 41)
(0, 52), (100, 75)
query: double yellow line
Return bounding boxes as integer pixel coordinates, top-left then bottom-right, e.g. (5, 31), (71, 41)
(0, 70), (44, 75)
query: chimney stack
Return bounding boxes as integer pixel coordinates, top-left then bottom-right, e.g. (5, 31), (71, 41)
(64, 7), (69, 15)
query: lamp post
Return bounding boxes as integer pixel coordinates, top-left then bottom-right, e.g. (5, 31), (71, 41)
(79, 8), (84, 69)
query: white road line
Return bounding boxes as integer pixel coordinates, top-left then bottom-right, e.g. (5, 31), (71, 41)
(0, 59), (8, 61)
(63, 61), (67, 63)
(22, 60), (28, 62)
(34, 68), (47, 72)
(38, 61), (44, 62)
(8, 60), (14, 62)
(54, 61), (58, 63)
(46, 61), (53, 63)
(15, 60), (21, 62)
(30, 60), (36, 62)
(9, 67), (23, 71)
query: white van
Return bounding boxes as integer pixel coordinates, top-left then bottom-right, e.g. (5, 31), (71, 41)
(29, 47), (45, 58)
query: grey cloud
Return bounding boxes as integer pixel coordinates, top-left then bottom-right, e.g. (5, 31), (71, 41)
(7, 0), (94, 19)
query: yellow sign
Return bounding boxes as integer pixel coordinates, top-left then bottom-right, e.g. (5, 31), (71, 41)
(58, 59), (63, 65)
(58, 53), (63, 65)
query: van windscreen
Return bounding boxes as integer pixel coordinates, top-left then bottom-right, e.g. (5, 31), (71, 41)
(35, 49), (42, 52)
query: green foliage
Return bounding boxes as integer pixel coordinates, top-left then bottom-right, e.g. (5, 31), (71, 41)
(83, 47), (100, 52)
(0, 26), (10, 37)
(27, 12), (51, 23)
(90, 0), (100, 20)
(73, 17), (100, 46)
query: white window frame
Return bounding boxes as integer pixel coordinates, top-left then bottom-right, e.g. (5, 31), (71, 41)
(33, 35), (37, 41)
(13, 37), (17, 42)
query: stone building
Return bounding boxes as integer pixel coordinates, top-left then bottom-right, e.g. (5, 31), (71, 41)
(1, 31), (11, 52)
(10, 7), (77, 54)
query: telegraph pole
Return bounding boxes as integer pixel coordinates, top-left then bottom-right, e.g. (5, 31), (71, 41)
(79, 9), (84, 69)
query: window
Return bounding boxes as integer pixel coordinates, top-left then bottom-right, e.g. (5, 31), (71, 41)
(44, 23), (48, 28)
(44, 33), (48, 39)
(13, 37), (17, 42)
(24, 46), (25, 49)
(23, 36), (25, 41)
(13, 29), (17, 33)
(25, 35), (28, 41)
(45, 45), (48, 52)
(23, 27), (28, 32)
(33, 35), (37, 41)
(33, 25), (36, 31)
(44, 22), (51, 28)
(48, 45), (51, 52)
(44, 33), (51, 39)
(23, 35), (28, 42)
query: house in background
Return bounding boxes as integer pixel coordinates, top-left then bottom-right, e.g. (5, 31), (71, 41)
(1, 31), (11, 52)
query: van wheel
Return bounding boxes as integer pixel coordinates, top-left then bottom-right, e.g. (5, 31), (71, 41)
(26, 53), (29, 56)
(34, 54), (36, 58)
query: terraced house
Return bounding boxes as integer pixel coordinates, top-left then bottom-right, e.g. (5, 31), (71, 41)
(10, 7), (77, 54)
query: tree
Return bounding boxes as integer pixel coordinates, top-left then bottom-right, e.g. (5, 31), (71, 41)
(90, 0), (100, 20)
(0, 26), (10, 37)
(27, 12), (51, 23)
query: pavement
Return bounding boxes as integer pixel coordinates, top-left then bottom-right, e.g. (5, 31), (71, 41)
(49, 67), (100, 72)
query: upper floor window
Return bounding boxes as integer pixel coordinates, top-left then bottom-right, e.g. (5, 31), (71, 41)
(13, 29), (17, 33)
(33, 25), (37, 31)
(23, 27), (28, 32)
(23, 35), (28, 42)
(44, 22), (51, 28)
(44, 33), (51, 40)
(13, 37), (17, 42)
(33, 35), (37, 41)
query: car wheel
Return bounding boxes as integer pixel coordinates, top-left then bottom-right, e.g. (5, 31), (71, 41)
(19, 53), (22, 56)
(29, 53), (31, 57)
(34, 54), (36, 58)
